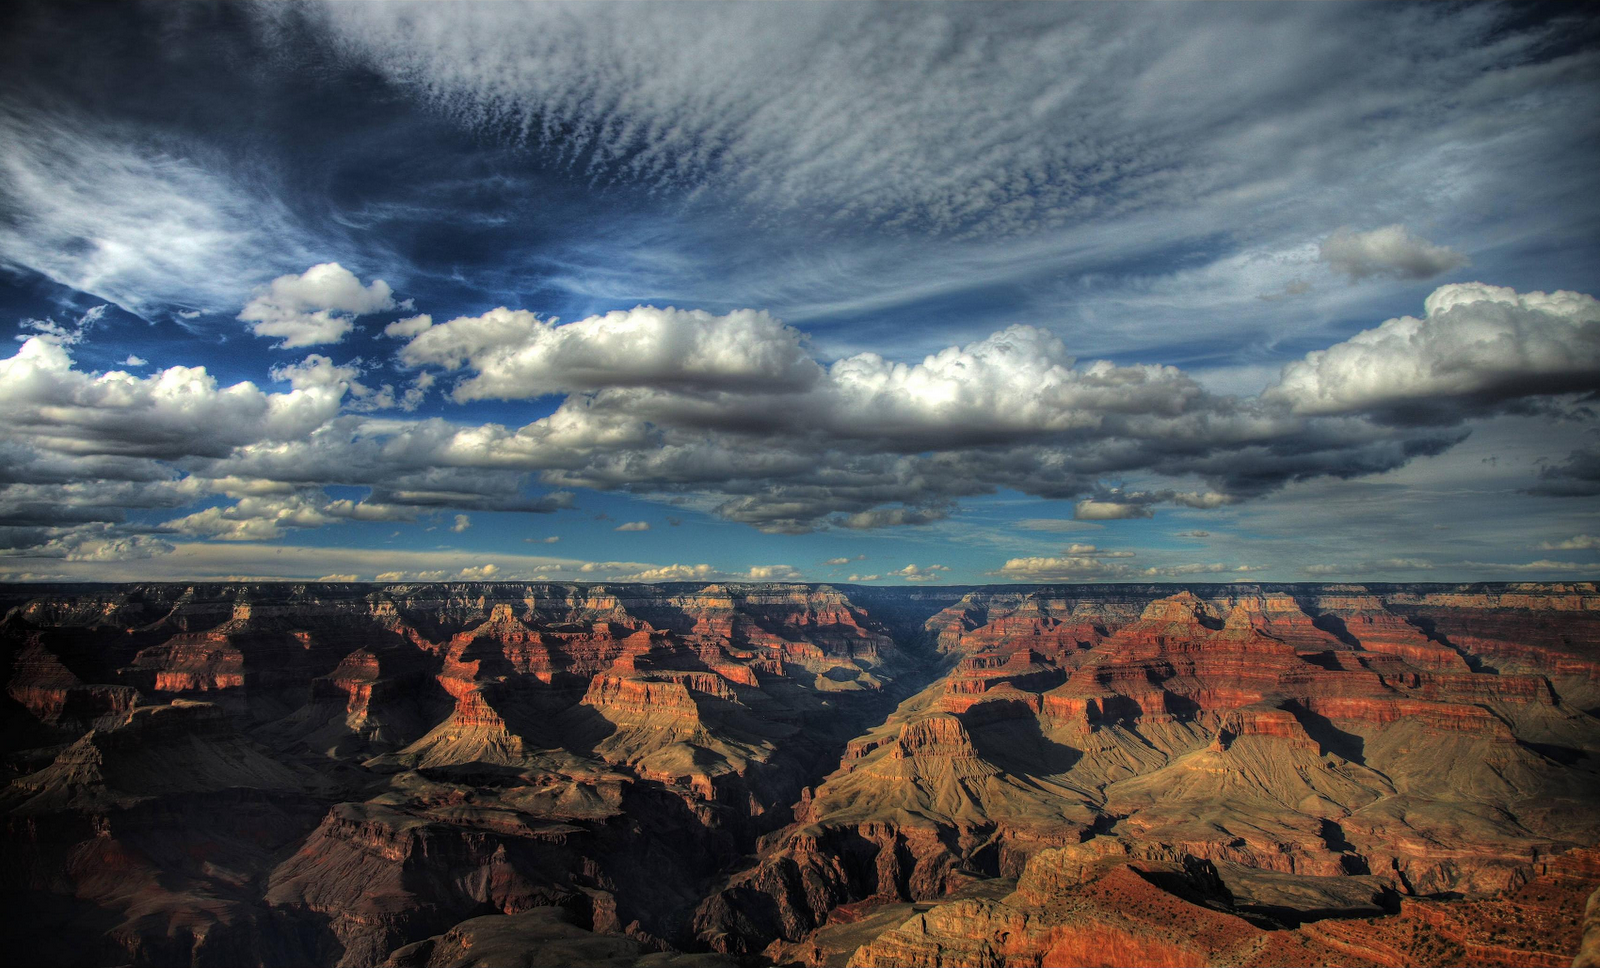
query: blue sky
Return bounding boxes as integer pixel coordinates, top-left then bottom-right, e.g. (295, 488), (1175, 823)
(2, 1), (1598, 584)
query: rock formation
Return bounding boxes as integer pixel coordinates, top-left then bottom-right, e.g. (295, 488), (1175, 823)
(1, 580), (1597, 966)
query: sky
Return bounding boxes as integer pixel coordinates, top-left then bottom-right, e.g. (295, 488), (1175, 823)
(2, 1), (1598, 586)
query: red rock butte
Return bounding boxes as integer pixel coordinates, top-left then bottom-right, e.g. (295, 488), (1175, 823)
(2, 580), (1598, 967)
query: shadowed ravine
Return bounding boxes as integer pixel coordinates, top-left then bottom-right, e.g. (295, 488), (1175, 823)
(2, 581), (1599, 967)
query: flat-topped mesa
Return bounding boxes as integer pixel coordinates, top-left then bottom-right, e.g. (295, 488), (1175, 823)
(695, 643), (764, 687)
(366, 598), (438, 653)
(1344, 616), (1469, 671)
(1379, 592), (1600, 709)
(116, 596), (398, 699)
(1013, 838), (1137, 903)
(1038, 682), (1122, 727)
(581, 671), (738, 722)
(1212, 704), (1319, 752)
(126, 637), (246, 693)
(890, 715), (978, 760)
(309, 648), (382, 712)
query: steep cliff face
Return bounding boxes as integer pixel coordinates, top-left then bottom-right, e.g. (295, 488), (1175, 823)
(2, 581), (1598, 967)
(695, 583), (1600, 962)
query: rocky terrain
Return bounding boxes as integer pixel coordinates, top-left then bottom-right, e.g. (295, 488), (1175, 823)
(2, 581), (1597, 967)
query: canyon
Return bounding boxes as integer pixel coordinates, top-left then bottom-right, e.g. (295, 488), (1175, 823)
(2, 580), (1598, 967)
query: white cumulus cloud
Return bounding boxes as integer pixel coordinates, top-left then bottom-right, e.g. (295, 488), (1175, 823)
(238, 262), (396, 348)
(400, 305), (819, 400)
(1267, 283), (1600, 422)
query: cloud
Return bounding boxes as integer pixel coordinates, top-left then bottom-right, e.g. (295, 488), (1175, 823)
(1154, 562), (1263, 576)
(1266, 283), (1600, 423)
(393, 317), (1315, 532)
(1257, 279), (1314, 302)
(0, 337), (349, 461)
(1318, 225), (1468, 282)
(1530, 445), (1600, 497)
(18, 305), (106, 346)
(6, 281), (1596, 565)
(400, 305), (819, 400)
(1301, 557), (1436, 576)
(0, 106), (319, 320)
(1016, 518), (1101, 533)
(602, 562), (715, 582)
(995, 551), (1262, 581)
(1542, 535), (1600, 551)
(0, 527), (175, 563)
(160, 490), (402, 541)
(1062, 543), (1134, 558)
(384, 314), (433, 339)
(995, 555), (1134, 581)
(846, 574), (882, 582)
(122, 355), (147, 367)
(1174, 530), (1210, 538)
(891, 563), (948, 582)
(1457, 559), (1600, 574)
(1073, 499), (1152, 521)
(526, 535), (561, 544)
(317, 573), (358, 582)
(451, 513), (471, 532)
(833, 506), (950, 529)
(238, 262), (397, 348)
(313, 2), (1593, 250)
(824, 554), (865, 565)
(745, 564), (803, 581)
(614, 521), (650, 532)
(0, 540), (583, 583)
(583, 561), (805, 583)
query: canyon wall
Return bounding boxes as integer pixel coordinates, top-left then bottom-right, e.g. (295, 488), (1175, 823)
(2, 581), (1597, 966)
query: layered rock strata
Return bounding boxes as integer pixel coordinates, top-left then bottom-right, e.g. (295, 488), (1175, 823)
(0, 580), (1596, 967)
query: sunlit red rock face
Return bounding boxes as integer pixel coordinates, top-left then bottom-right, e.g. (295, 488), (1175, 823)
(2, 581), (1598, 967)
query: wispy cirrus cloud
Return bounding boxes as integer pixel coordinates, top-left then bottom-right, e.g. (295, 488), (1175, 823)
(0, 106), (321, 321)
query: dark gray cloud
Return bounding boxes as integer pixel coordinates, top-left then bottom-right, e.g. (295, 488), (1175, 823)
(1531, 444), (1600, 496)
